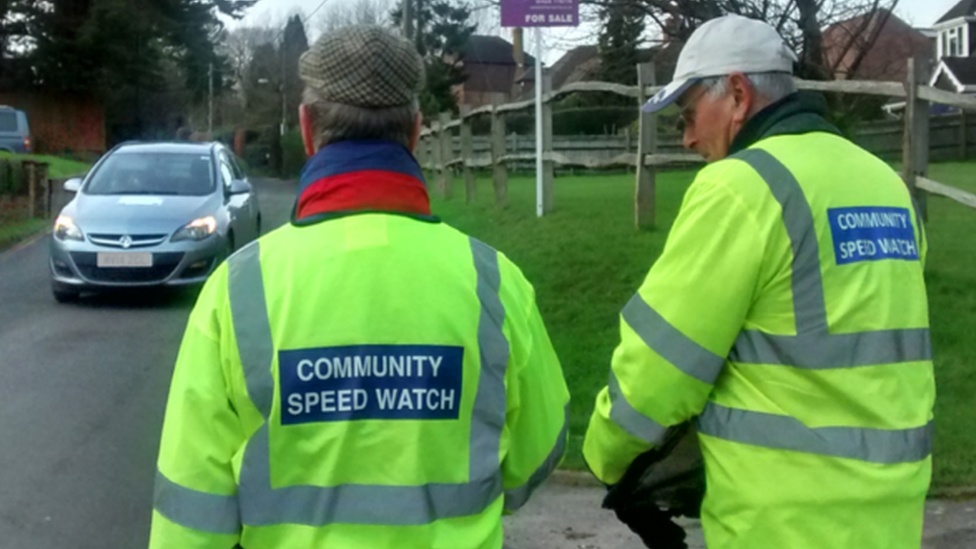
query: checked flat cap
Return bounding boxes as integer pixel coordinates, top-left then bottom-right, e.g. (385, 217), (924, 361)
(299, 26), (425, 109)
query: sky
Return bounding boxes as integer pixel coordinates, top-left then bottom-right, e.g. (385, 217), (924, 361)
(220, 0), (964, 65)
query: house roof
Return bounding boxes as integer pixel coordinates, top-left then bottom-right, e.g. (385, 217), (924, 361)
(463, 35), (536, 67)
(550, 46), (598, 89)
(822, 9), (931, 81)
(941, 56), (976, 85)
(546, 45), (672, 90)
(937, 0), (976, 24)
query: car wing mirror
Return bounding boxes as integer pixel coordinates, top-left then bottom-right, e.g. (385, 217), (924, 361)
(63, 178), (83, 193)
(229, 179), (252, 195)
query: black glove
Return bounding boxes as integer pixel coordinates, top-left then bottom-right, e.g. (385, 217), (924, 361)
(609, 499), (689, 549)
(601, 422), (705, 549)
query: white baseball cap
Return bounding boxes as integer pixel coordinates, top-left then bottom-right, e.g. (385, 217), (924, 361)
(642, 14), (798, 113)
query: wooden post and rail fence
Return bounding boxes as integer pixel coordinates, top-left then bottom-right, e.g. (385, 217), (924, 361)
(418, 56), (976, 229)
(0, 159), (53, 224)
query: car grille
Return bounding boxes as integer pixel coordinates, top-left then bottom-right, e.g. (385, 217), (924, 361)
(70, 252), (184, 283)
(88, 233), (168, 249)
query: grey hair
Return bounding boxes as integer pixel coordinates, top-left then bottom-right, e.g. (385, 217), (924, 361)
(700, 72), (797, 104)
(302, 87), (419, 149)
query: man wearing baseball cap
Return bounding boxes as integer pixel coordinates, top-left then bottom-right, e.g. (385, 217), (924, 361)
(585, 14), (933, 549)
(149, 26), (569, 549)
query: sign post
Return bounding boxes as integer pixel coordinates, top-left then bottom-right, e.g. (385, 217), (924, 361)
(501, 0), (579, 217)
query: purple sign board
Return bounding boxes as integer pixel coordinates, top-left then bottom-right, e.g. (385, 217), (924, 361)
(501, 0), (579, 27)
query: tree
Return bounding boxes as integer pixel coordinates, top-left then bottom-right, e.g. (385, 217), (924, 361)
(3, 0), (257, 142)
(392, 0), (476, 116)
(282, 14), (309, 128)
(579, 0), (901, 81)
(318, 0), (393, 33)
(597, 0), (645, 94)
(0, 1), (37, 88)
(222, 25), (279, 103)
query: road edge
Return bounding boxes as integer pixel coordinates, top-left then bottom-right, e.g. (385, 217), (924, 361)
(0, 228), (49, 254)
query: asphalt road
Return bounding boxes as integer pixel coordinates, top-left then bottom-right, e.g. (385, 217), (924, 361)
(2, 176), (974, 549)
(0, 177), (296, 549)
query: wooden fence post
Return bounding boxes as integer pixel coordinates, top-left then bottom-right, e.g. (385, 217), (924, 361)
(636, 62), (657, 230)
(542, 69), (555, 214)
(24, 161), (37, 219)
(491, 94), (509, 207)
(415, 132), (428, 171)
(902, 56), (930, 221)
(960, 110), (967, 161)
(439, 112), (454, 200)
(431, 122), (443, 197)
(510, 131), (518, 171)
(37, 163), (50, 217)
(460, 104), (477, 204)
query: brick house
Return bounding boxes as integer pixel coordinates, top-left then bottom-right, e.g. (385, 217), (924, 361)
(823, 9), (933, 82)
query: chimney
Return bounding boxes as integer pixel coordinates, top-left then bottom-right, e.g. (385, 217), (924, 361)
(513, 27), (525, 68)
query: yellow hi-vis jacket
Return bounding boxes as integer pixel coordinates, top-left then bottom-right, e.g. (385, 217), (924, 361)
(584, 105), (934, 548)
(150, 213), (570, 549)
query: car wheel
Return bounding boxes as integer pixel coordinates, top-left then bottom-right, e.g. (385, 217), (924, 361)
(52, 285), (79, 303)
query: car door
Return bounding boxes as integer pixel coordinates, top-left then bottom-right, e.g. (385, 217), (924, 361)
(218, 149), (254, 245)
(228, 152), (260, 241)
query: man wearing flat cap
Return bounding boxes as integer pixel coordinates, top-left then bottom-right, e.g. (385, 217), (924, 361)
(584, 14), (933, 549)
(149, 26), (569, 549)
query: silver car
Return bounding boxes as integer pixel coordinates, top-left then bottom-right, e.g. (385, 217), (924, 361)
(49, 142), (261, 302)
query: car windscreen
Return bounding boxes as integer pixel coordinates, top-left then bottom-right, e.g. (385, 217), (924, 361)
(84, 152), (215, 196)
(0, 111), (17, 132)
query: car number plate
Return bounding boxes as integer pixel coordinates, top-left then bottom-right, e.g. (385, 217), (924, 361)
(97, 252), (153, 268)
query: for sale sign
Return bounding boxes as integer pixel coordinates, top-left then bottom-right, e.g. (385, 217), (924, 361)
(501, 0), (579, 27)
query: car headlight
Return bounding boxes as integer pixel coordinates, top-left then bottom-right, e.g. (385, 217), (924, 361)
(171, 216), (217, 242)
(54, 216), (84, 241)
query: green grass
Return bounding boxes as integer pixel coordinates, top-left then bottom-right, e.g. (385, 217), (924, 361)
(919, 163), (976, 490)
(430, 167), (976, 489)
(431, 171), (692, 471)
(0, 217), (50, 251)
(0, 153), (91, 252)
(928, 162), (976, 195)
(0, 151), (91, 179)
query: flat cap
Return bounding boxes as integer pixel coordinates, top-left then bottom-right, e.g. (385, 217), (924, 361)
(299, 26), (425, 109)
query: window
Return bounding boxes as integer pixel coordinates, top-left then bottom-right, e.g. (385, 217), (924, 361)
(228, 152), (245, 180)
(0, 112), (17, 132)
(85, 152), (215, 196)
(942, 26), (965, 57)
(219, 152), (235, 190)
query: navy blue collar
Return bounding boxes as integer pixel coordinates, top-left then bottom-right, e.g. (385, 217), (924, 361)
(298, 140), (427, 194)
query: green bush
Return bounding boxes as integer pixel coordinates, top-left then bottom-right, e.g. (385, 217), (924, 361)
(281, 130), (306, 179)
(0, 159), (27, 195)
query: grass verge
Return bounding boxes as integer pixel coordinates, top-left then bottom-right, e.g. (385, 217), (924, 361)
(430, 167), (976, 489)
(0, 218), (49, 252)
(0, 151), (91, 179)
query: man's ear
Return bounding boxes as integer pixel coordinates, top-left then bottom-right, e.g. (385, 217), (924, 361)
(408, 111), (424, 152)
(300, 104), (316, 157)
(727, 72), (755, 125)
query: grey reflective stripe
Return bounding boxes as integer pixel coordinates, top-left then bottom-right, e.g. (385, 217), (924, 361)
(729, 148), (931, 367)
(504, 404), (570, 512)
(154, 469), (241, 535)
(228, 241), (274, 419)
(222, 235), (510, 527)
(622, 293), (724, 384)
(470, 237), (510, 492)
(238, 425), (504, 526)
(731, 328), (932, 368)
(698, 403), (933, 464)
(608, 369), (668, 445)
(736, 148), (827, 334)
